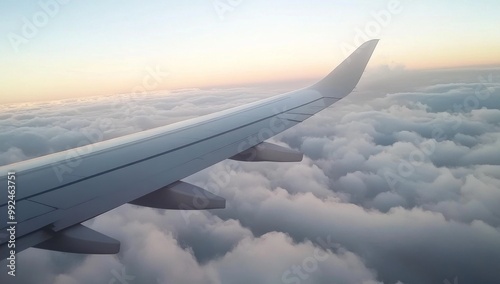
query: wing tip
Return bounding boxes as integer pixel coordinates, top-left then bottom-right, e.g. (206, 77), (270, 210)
(310, 39), (379, 98)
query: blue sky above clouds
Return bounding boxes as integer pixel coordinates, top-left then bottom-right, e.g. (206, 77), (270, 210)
(1, 0), (500, 103)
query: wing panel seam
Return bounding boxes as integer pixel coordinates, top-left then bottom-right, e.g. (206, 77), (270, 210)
(20, 97), (326, 203)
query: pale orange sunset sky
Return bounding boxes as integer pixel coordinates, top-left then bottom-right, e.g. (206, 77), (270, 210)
(1, 0), (500, 103)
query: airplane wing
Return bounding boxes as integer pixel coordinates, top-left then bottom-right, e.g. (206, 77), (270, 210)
(0, 40), (378, 258)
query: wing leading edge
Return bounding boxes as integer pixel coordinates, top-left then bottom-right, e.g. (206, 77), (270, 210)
(0, 40), (379, 259)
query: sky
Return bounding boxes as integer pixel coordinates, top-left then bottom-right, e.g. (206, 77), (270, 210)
(1, 0), (500, 103)
(1, 1), (500, 284)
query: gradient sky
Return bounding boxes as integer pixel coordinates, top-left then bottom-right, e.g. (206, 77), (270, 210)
(1, 0), (500, 103)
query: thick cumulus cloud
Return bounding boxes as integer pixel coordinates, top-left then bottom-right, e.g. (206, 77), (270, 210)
(0, 88), (275, 165)
(1, 67), (500, 284)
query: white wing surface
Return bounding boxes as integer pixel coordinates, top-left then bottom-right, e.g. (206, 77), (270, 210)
(0, 40), (379, 258)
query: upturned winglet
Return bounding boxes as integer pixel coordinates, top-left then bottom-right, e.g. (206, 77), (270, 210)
(310, 39), (379, 98)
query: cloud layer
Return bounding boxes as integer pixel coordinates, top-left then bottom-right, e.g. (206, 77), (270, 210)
(1, 67), (499, 284)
